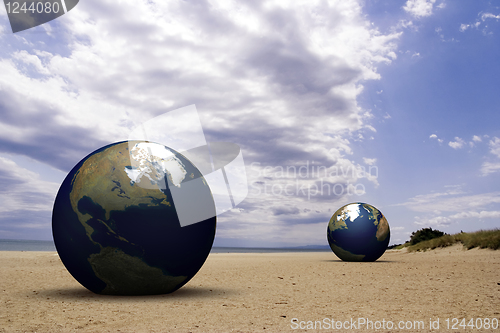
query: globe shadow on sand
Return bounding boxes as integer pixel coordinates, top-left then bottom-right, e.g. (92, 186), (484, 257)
(319, 259), (398, 263)
(34, 285), (238, 301)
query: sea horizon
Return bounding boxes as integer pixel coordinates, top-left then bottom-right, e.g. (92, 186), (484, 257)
(0, 239), (331, 253)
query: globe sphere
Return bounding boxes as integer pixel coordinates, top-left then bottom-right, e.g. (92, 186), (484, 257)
(327, 202), (390, 262)
(52, 141), (216, 295)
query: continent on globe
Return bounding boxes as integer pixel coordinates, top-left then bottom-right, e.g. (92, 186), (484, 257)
(327, 203), (390, 262)
(52, 141), (216, 295)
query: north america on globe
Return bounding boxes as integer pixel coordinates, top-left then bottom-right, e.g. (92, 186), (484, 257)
(52, 141), (217, 295)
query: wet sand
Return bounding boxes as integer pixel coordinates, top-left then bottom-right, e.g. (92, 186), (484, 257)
(1, 245), (499, 332)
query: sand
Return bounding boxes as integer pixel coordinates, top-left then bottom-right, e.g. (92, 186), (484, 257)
(1, 245), (499, 333)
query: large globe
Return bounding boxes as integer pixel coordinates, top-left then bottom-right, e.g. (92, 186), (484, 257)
(327, 202), (390, 262)
(52, 141), (216, 295)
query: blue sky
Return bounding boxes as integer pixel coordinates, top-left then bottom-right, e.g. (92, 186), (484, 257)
(0, 0), (499, 246)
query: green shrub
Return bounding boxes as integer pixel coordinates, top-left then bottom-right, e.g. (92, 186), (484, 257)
(409, 228), (446, 245)
(407, 234), (455, 252)
(405, 229), (500, 252)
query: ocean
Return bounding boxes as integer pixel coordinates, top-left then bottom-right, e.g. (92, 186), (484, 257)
(0, 239), (330, 253)
(0, 239), (57, 251)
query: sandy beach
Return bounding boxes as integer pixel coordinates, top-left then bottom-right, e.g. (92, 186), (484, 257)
(1, 245), (499, 333)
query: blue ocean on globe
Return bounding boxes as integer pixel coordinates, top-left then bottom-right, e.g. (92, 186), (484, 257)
(327, 202), (390, 262)
(52, 141), (216, 295)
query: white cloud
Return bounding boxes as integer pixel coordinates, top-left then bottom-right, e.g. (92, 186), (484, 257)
(459, 24), (470, 32)
(481, 13), (500, 21)
(0, 0), (400, 245)
(460, 21), (482, 32)
(395, 19), (415, 30)
(396, 189), (500, 213)
(449, 210), (500, 220)
(481, 162), (500, 176)
(481, 137), (500, 176)
(489, 137), (500, 158)
(460, 12), (500, 33)
(363, 157), (377, 165)
(435, 27), (443, 39)
(414, 209), (500, 228)
(448, 137), (465, 149)
(0, 0), (401, 169)
(429, 134), (444, 143)
(403, 0), (437, 18)
(0, 157), (59, 213)
(404, 187), (500, 228)
(12, 50), (51, 75)
(472, 135), (482, 142)
(414, 215), (451, 227)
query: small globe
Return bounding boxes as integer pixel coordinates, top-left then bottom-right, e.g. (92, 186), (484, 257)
(327, 202), (390, 262)
(52, 141), (216, 295)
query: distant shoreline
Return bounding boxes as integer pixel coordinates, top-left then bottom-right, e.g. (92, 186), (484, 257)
(0, 239), (331, 253)
(0, 239), (56, 252)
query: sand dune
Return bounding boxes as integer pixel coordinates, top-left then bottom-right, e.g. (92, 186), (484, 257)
(1, 245), (499, 332)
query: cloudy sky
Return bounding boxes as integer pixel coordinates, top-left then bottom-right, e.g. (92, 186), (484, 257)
(0, 0), (499, 246)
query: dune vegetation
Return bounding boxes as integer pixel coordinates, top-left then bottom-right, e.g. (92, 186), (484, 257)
(391, 229), (500, 252)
